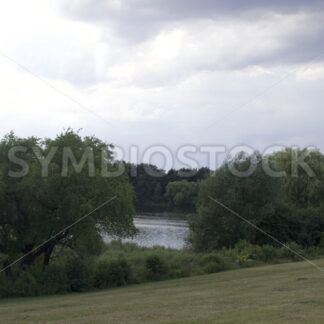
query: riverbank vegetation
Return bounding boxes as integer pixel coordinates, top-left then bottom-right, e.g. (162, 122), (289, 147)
(1, 239), (324, 298)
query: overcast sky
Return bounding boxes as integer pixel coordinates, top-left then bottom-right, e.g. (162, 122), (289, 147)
(0, 0), (324, 168)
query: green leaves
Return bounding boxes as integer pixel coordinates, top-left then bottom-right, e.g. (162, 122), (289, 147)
(165, 180), (198, 211)
(189, 153), (286, 250)
(0, 130), (135, 271)
(190, 149), (324, 251)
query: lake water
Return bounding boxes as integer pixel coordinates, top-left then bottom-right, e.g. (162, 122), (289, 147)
(105, 214), (189, 249)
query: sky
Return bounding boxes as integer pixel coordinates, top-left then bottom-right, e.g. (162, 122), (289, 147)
(0, 0), (324, 169)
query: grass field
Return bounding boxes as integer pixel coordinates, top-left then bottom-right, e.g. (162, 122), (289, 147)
(1, 259), (324, 324)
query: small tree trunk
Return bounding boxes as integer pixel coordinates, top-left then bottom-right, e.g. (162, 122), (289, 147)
(43, 244), (55, 267)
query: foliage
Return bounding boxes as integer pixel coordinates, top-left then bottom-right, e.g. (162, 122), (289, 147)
(38, 264), (69, 295)
(127, 164), (210, 212)
(1, 240), (323, 299)
(94, 257), (131, 288)
(270, 148), (324, 246)
(189, 152), (287, 250)
(65, 257), (93, 292)
(199, 253), (230, 273)
(279, 242), (303, 261)
(165, 180), (198, 211)
(0, 130), (136, 273)
(12, 271), (40, 297)
(145, 254), (169, 281)
(189, 149), (324, 250)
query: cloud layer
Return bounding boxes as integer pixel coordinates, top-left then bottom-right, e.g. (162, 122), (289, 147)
(0, 0), (324, 168)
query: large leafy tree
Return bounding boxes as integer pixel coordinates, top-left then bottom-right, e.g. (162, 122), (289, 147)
(271, 148), (324, 246)
(0, 130), (135, 274)
(189, 152), (288, 250)
(189, 149), (324, 251)
(271, 148), (324, 208)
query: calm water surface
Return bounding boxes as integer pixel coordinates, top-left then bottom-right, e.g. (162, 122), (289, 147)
(105, 214), (189, 249)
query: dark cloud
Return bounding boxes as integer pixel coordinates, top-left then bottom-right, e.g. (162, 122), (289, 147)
(226, 25), (324, 70)
(64, 0), (324, 21)
(63, 0), (324, 34)
(60, 0), (324, 69)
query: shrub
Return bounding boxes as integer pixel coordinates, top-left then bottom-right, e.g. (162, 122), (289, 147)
(199, 253), (222, 265)
(202, 262), (223, 273)
(94, 258), (130, 288)
(280, 242), (303, 261)
(303, 245), (321, 257)
(2, 240), (322, 299)
(65, 257), (93, 292)
(39, 264), (69, 295)
(233, 240), (262, 260)
(12, 271), (39, 297)
(0, 275), (10, 298)
(169, 259), (190, 278)
(200, 253), (232, 273)
(129, 265), (147, 283)
(145, 254), (169, 281)
(318, 233), (324, 251)
(167, 253), (198, 278)
(259, 245), (279, 262)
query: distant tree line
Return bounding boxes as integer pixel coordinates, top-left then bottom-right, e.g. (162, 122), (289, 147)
(127, 164), (210, 212)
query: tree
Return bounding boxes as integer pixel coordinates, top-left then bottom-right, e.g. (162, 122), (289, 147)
(127, 163), (166, 211)
(127, 164), (211, 212)
(271, 148), (324, 208)
(0, 130), (135, 274)
(165, 180), (198, 211)
(189, 152), (287, 251)
(270, 148), (324, 246)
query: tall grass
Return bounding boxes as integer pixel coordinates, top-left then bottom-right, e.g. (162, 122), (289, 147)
(1, 240), (323, 299)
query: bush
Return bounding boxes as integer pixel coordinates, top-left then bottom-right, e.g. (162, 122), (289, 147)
(39, 264), (69, 295)
(145, 254), (169, 281)
(319, 233), (324, 251)
(202, 262), (223, 273)
(259, 245), (279, 262)
(168, 254), (194, 278)
(0, 275), (10, 298)
(11, 271), (39, 297)
(129, 265), (147, 283)
(233, 240), (262, 260)
(303, 245), (321, 257)
(94, 258), (130, 288)
(1, 240), (323, 299)
(65, 257), (93, 292)
(199, 253), (230, 273)
(1, 264), (71, 298)
(280, 242), (303, 261)
(199, 253), (222, 265)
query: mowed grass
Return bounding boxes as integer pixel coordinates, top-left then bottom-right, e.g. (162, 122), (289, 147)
(1, 259), (324, 324)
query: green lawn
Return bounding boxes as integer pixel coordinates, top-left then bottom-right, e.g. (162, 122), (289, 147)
(1, 259), (324, 324)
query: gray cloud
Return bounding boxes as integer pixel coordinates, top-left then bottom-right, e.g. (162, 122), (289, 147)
(62, 0), (324, 39)
(63, 0), (324, 22)
(59, 0), (324, 76)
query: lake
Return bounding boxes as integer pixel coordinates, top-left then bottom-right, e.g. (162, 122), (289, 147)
(105, 214), (189, 249)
